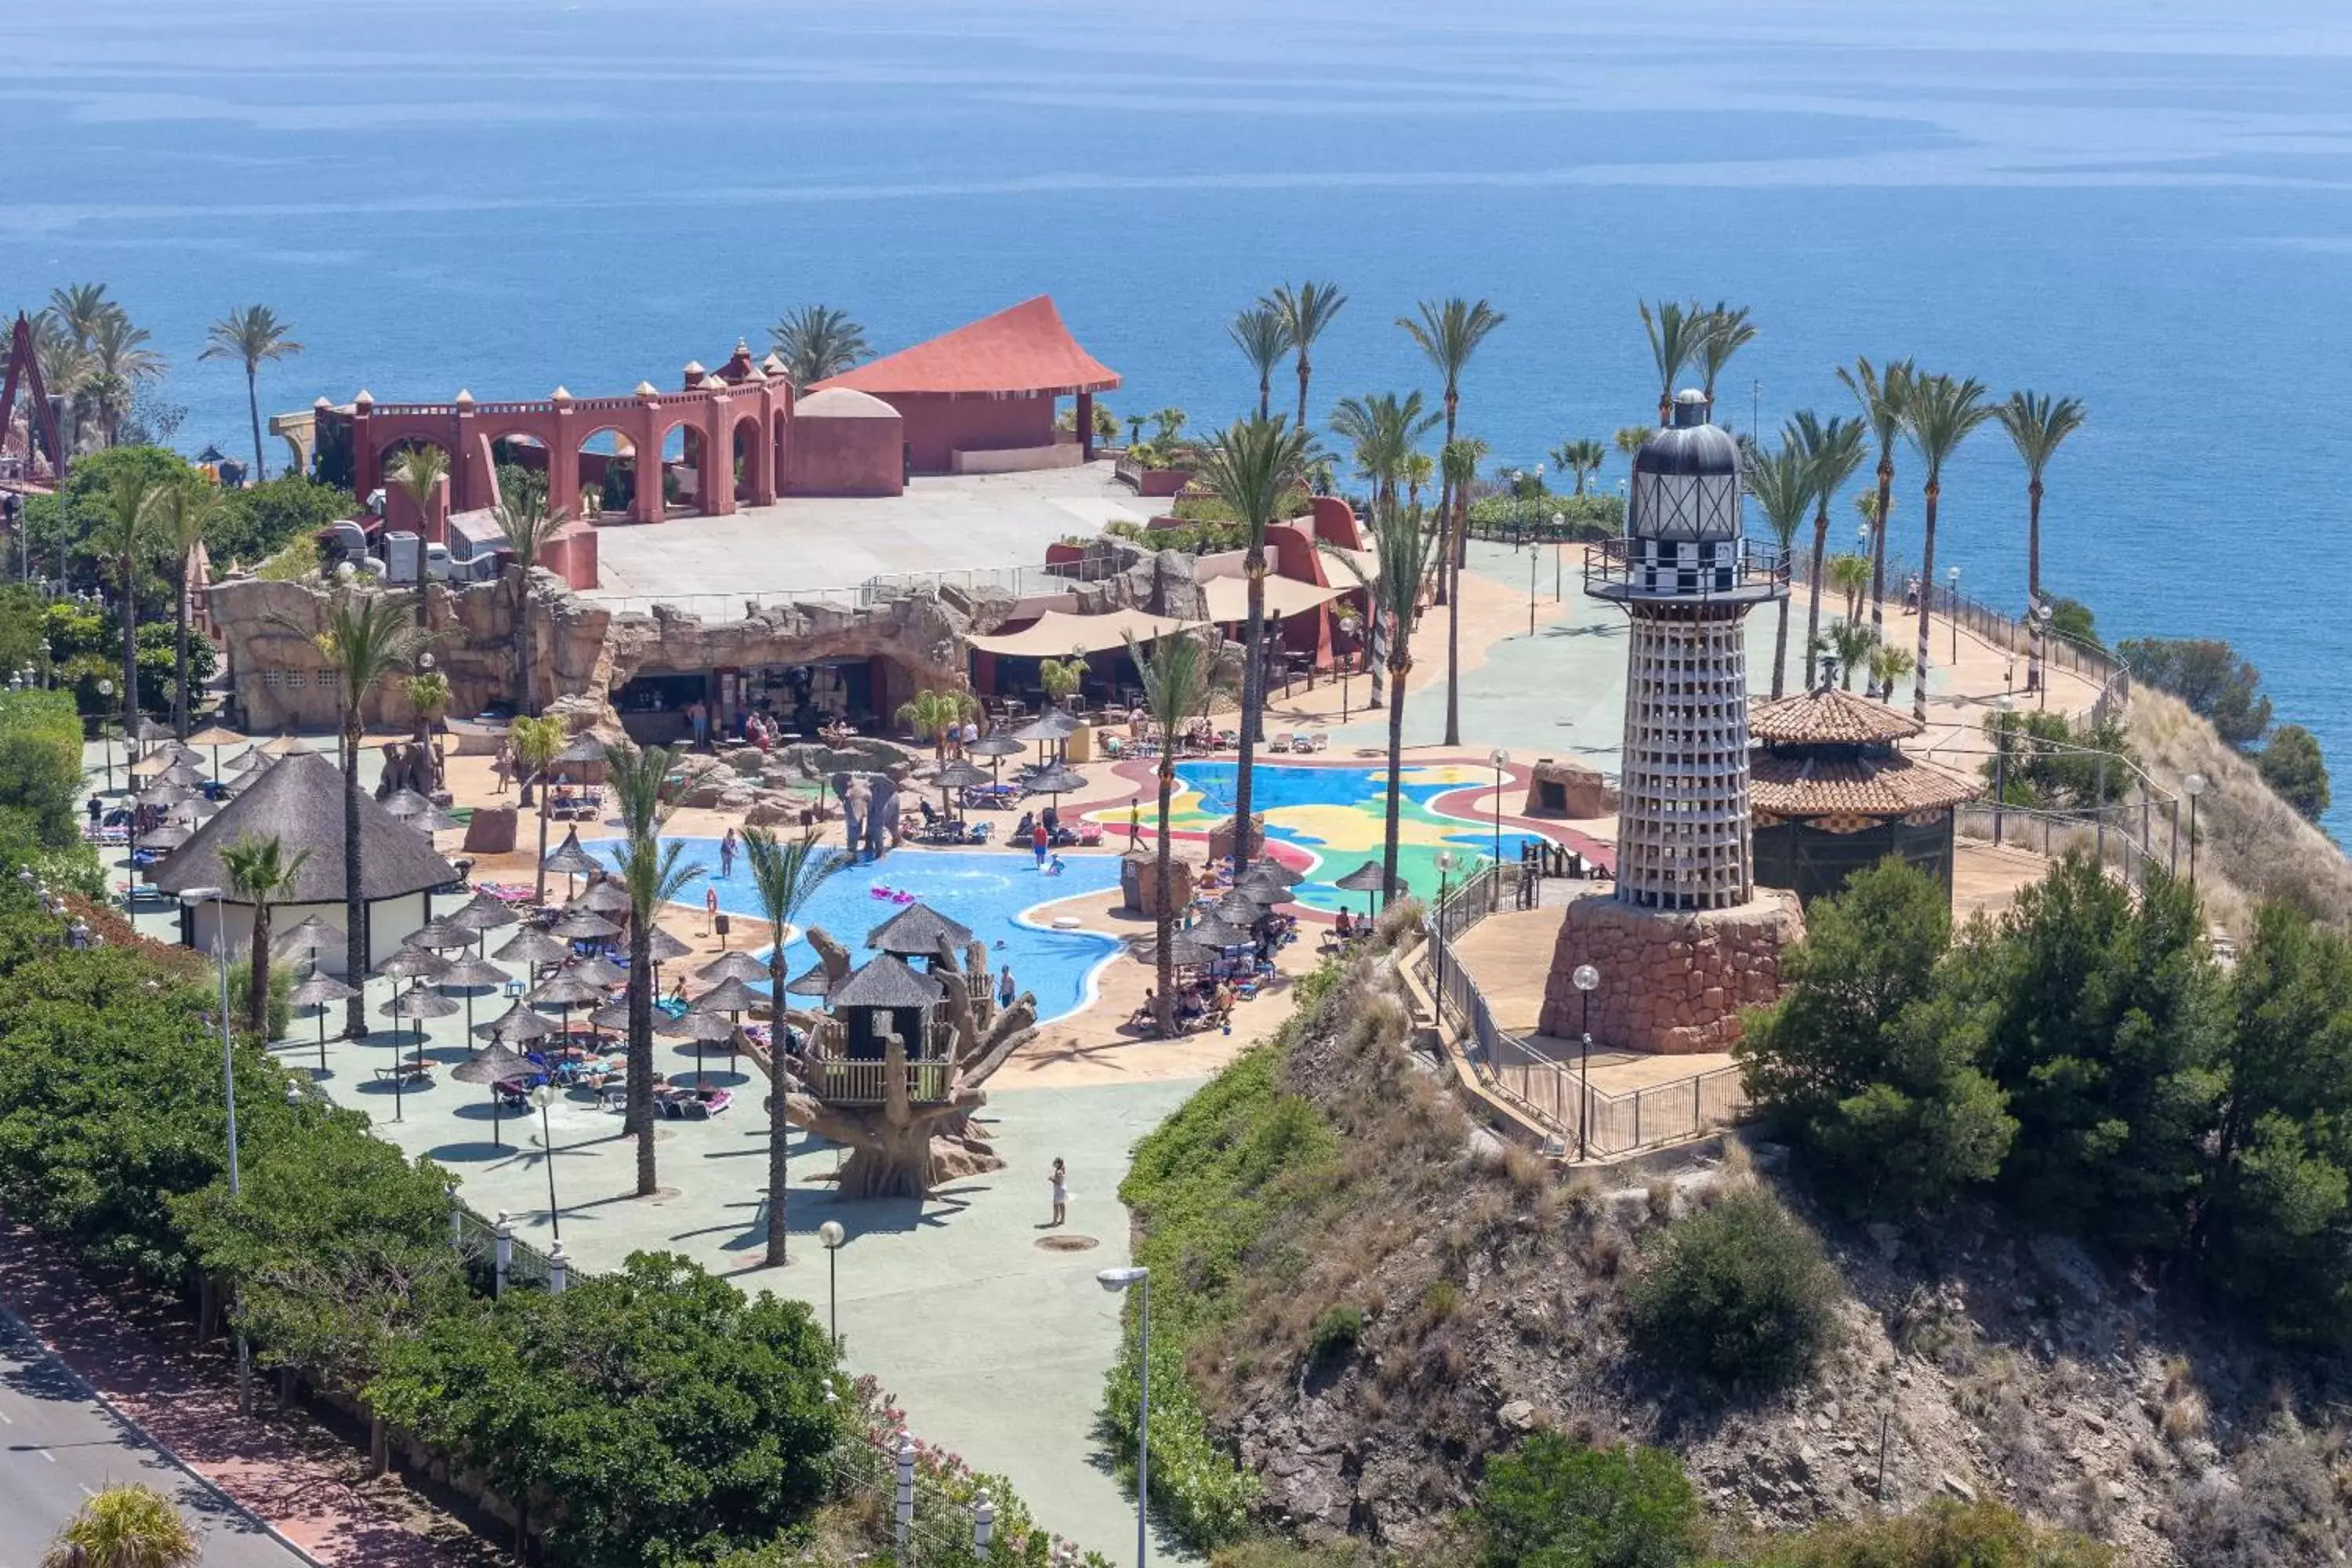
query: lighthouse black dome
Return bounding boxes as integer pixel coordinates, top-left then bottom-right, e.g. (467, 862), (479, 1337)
(1629, 390), (1742, 543)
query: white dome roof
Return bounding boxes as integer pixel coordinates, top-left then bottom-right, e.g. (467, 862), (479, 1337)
(794, 387), (901, 420)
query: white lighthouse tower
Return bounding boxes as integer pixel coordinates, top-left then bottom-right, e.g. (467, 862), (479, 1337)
(1537, 389), (1805, 1058)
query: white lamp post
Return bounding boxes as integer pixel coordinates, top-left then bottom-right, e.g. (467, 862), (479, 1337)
(180, 884), (252, 1415)
(1489, 749), (1511, 866)
(819, 1219), (847, 1351)
(1572, 963), (1600, 1160)
(1947, 565), (1960, 664)
(1551, 512), (1565, 600)
(1098, 1265), (1152, 1568)
(1434, 849), (1456, 998)
(528, 1083), (562, 1240)
(2183, 772), (2208, 887)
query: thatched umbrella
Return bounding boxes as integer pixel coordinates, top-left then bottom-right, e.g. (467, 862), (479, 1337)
(1235, 866), (1297, 907)
(131, 717), (177, 746)
(435, 953), (508, 1039)
(379, 985), (457, 1121)
(227, 747), (272, 777)
(450, 890), (520, 935)
(542, 826), (602, 900)
(786, 963), (835, 1000)
(698, 949), (771, 986)
(1183, 911), (1254, 952)
(1210, 887), (1273, 926)
(381, 787), (437, 819)
(475, 998), (555, 1046)
(288, 972), (358, 1072)
(588, 999), (633, 1050)
(1241, 858), (1305, 890)
(452, 1043), (535, 1149)
(127, 749), (179, 779)
(140, 823), (191, 852)
(1022, 765), (1088, 811)
(568, 953), (627, 990)
(374, 945), (451, 984)
(260, 733), (315, 757)
(659, 1005), (737, 1084)
(495, 926), (570, 971)
(966, 731), (1024, 790)
(187, 722), (244, 783)
(528, 965), (605, 1044)
(647, 926), (693, 961)
(549, 908), (620, 944)
(571, 880), (632, 915)
(866, 902), (974, 963)
(691, 973), (764, 1068)
(1333, 859), (1402, 921)
(407, 916), (477, 951)
(1155, 931), (1221, 971)
(933, 759), (992, 822)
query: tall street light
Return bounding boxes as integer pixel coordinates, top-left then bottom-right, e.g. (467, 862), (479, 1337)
(1572, 963), (1599, 1161)
(1552, 512), (1565, 601)
(818, 1220), (847, 1352)
(1098, 1265), (1152, 1568)
(180, 884), (253, 1416)
(1992, 695), (2014, 847)
(1336, 612), (1359, 724)
(529, 1083), (563, 1241)
(2183, 772), (2208, 888)
(1489, 749), (1511, 866)
(1433, 850), (1455, 1000)
(1947, 565), (1960, 664)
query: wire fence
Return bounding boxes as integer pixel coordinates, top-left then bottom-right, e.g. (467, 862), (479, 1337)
(1421, 866), (1747, 1160)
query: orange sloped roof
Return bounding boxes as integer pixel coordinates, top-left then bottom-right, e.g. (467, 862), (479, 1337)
(816, 296), (1120, 399)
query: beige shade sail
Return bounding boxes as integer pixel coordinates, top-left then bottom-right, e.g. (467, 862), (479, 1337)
(964, 607), (1203, 659)
(1199, 574), (1352, 625)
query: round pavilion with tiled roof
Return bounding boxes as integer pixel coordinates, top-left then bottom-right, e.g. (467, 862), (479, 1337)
(1748, 683), (1980, 908)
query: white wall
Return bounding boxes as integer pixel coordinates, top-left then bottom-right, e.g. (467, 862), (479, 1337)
(185, 891), (434, 978)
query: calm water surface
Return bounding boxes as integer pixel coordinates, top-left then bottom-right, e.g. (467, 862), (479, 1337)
(9, 0), (2351, 832)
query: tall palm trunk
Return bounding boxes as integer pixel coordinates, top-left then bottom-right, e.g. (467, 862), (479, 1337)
(1294, 356), (1311, 435)
(1381, 656), (1408, 905)
(532, 771), (552, 903)
(118, 548), (138, 739)
(1771, 593), (1793, 701)
(1257, 374), (1270, 423)
(513, 571), (533, 716)
(341, 713), (367, 1036)
(1914, 482), (1940, 724)
(245, 364), (267, 482)
(1803, 507), (1828, 689)
(767, 942), (790, 1265)
(1869, 460), (1893, 637)
(630, 917), (655, 1194)
(1233, 557), (1266, 867)
(173, 551), (191, 739)
(247, 899), (273, 1037)
(1443, 485), (1465, 748)
(2026, 477), (2045, 694)
(1152, 761), (1176, 1037)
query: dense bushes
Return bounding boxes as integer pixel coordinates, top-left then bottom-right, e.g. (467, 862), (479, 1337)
(1628, 1189), (1842, 1391)
(1464, 492), (1623, 541)
(1741, 853), (2352, 1345)
(0, 688), (89, 847)
(1469, 1433), (1704, 1567)
(1745, 1498), (2114, 1566)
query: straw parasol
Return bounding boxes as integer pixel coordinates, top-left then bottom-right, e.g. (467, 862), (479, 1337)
(698, 949), (771, 985)
(966, 731), (1024, 788)
(588, 999), (633, 1046)
(1155, 931), (1221, 969)
(1241, 858), (1305, 889)
(528, 966), (604, 1041)
(227, 748), (272, 776)
(452, 1043), (536, 1148)
(550, 908), (620, 942)
(694, 975), (765, 1016)
(1235, 866), (1297, 906)
(187, 722), (245, 782)
(1333, 859), (1403, 920)
(495, 927), (570, 969)
(571, 880), (632, 915)
(406, 916), (477, 951)
(288, 972), (358, 1071)
(135, 782), (198, 810)
(1010, 707), (1080, 742)
(786, 963), (835, 998)
(1210, 887), (1272, 925)
(475, 999), (555, 1045)
(381, 788), (438, 819)
(1022, 765), (1088, 803)
(658, 1005), (738, 1083)
(568, 953), (627, 989)
(375, 945), (452, 983)
(1183, 911), (1253, 951)
(542, 826), (602, 900)
(379, 986), (458, 1120)
(272, 913), (344, 964)
(140, 823), (192, 851)
(449, 890), (520, 935)
(646, 926), (693, 961)
(435, 953), (509, 1038)
(932, 760), (992, 819)
(260, 733), (316, 757)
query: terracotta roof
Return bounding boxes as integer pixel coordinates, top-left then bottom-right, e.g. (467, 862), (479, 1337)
(152, 751), (456, 903)
(1751, 751), (1980, 818)
(816, 296), (1120, 400)
(1750, 686), (1924, 746)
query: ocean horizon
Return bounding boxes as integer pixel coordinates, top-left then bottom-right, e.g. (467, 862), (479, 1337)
(9, 0), (2350, 836)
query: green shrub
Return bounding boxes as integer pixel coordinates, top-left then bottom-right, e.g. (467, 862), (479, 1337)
(1468, 1433), (1705, 1568)
(1465, 492), (1623, 541)
(209, 474), (354, 568)
(1307, 1304), (1362, 1359)
(1628, 1188), (1842, 1391)
(227, 962), (293, 1039)
(1744, 1497), (2113, 1566)
(0, 688), (89, 848)
(255, 532), (322, 581)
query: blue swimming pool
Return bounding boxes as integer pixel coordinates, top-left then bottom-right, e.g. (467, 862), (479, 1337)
(599, 843), (1124, 1024)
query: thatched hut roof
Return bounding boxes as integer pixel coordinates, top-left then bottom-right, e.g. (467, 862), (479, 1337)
(151, 751), (454, 904)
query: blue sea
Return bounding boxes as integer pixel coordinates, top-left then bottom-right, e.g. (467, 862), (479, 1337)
(8, 0), (2350, 833)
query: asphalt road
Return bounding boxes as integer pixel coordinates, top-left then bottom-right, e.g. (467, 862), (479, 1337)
(0, 1316), (305, 1568)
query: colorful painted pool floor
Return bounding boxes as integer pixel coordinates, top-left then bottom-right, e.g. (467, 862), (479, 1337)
(1097, 761), (1541, 914)
(600, 842), (1123, 1023)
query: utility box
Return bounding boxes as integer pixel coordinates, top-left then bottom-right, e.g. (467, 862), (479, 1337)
(383, 530), (424, 584)
(424, 542), (455, 581)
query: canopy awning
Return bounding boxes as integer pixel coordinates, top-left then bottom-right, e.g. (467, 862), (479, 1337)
(1200, 575), (1352, 625)
(966, 607), (1203, 659)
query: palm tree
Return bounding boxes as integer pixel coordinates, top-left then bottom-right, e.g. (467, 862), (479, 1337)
(1550, 438), (1606, 496)
(1439, 436), (1487, 745)
(1835, 356), (1915, 641)
(1787, 411), (1867, 689)
(509, 714), (568, 904)
(1327, 496), (1441, 904)
(1263, 281), (1347, 432)
(31, 316), (92, 454)
(740, 826), (848, 1266)
(310, 590), (430, 1035)
(603, 739), (710, 1195)
(1900, 373), (1994, 723)
(897, 688), (975, 758)
(96, 471), (165, 737)
(86, 312), (164, 447)
(387, 445), (450, 637)
(1038, 652), (1089, 710)
(1639, 299), (1708, 425)
(1697, 303), (1756, 419)
(199, 305), (303, 481)
(1613, 424), (1653, 462)
(1994, 390), (2088, 695)
(43, 282), (119, 348)
(1827, 554), (1872, 626)
(1399, 296), (1507, 579)
(1329, 390), (1437, 514)
(769, 305), (871, 386)
(158, 475), (221, 739)
(220, 833), (311, 1038)
(41, 1482), (200, 1568)
(1193, 416), (1311, 869)
(1228, 305), (1291, 421)
(1744, 440), (1813, 699)
(1402, 451), (1434, 510)
(1828, 618), (1877, 692)
(1868, 641), (1916, 705)
(491, 484), (573, 716)
(1124, 629), (1217, 1038)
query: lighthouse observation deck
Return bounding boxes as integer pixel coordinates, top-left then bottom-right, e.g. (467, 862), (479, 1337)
(1583, 535), (1789, 608)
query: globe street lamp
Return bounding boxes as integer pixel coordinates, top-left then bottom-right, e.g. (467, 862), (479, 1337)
(2183, 772), (2208, 887)
(1572, 963), (1600, 1160)
(96, 680), (115, 793)
(1097, 1265), (1152, 1568)
(1489, 749), (1511, 866)
(1551, 512), (1565, 601)
(1992, 695), (2015, 846)
(1947, 565), (1960, 664)
(818, 1219), (847, 1352)
(529, 1083), (563, 1240)
(180, 884), (253, 1415)
(1433, 850), (1456, 1000)
(1336, 611), (1359, 723)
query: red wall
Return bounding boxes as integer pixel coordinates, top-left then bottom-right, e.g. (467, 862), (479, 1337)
(786, 413), (905, 497)
(885, 394), (1057, 474)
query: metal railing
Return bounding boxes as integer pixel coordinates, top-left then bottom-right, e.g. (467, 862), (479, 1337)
(1421, 866), (1746, 1160)
(581, 585), (864, 618)
(1583, 537), (1790, 604)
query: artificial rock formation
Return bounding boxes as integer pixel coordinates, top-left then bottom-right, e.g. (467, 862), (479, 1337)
(1535, 889), (1803, 1055)
(781, 929), (1038, 1201)
(1520, 757), (1619, 821)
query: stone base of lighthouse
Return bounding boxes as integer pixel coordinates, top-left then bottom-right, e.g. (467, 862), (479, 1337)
(1536, 890), (1805, 1055)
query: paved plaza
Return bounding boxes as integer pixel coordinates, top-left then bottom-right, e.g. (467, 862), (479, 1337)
(584, 463), (1151, 608)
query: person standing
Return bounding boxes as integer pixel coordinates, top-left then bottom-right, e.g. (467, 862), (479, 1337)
(1047, 1157), (1068, 1228)
(998, 964), (1017, 1011)
(719, 826), (739, 880)
(1031, 818), (1049, 869)
(1127, 797), (1142, 848)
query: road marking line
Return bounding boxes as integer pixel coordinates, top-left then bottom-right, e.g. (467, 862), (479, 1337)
(38, 1447), (54, 1463)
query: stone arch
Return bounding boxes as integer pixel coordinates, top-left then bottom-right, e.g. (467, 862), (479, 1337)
(731, 412), (766, 503)
(484, 429), (552, 510)
(576, 425), (635, 519)
(656, 415), (705, 517)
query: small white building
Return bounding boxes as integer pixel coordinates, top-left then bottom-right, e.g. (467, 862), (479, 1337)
(151, 750), (458, 975)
